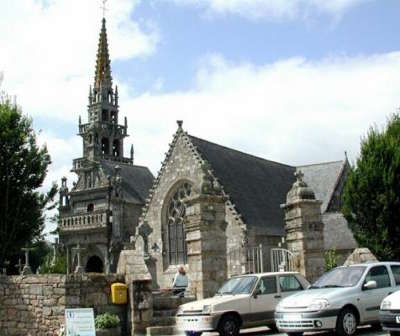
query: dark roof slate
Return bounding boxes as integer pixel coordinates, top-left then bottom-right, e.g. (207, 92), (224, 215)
(101, 160), (154, 204)
(189, 135), (296, 236)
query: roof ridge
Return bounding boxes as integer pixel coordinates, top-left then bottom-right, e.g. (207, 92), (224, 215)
(297, 160), (344, 168)
(188, 134), (294, 169)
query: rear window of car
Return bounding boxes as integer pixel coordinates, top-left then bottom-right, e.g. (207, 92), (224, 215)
(391, 265), (400, 286)
(279, 275), (303, 292)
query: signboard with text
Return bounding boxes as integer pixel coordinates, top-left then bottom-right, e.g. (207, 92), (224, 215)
(65, 308), (96, 336)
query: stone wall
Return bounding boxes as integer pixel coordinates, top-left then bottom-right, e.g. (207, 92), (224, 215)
(0, 274), (126, 336)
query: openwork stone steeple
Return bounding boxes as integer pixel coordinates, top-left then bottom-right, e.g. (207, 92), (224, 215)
(73, 18), (132, 174)
(94, 18), (112, 91)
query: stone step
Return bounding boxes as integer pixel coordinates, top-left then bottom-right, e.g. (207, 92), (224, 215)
(153, 308), (177, 318)
(153, 295), (196, 310)
(150, 316), (177, 327)
(146, 325), (179, 336)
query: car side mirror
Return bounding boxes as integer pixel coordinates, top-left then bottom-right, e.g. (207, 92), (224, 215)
(363, 280), (377, 290)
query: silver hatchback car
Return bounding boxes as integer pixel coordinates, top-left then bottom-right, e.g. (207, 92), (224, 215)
(275, 262), (400, 336)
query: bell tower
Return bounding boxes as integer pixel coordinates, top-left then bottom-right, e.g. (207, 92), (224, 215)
(78, 18), (131, 164)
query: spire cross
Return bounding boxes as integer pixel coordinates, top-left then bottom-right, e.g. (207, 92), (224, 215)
(101, 0), (108, 18)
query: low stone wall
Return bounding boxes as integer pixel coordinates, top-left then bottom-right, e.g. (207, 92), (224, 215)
(0, 273), (126, 336)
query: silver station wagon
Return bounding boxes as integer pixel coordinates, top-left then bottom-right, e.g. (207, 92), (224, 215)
(275, 262), (400, 336)
(176, 272), (309, 336)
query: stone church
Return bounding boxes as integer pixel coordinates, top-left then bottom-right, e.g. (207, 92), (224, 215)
(58, 18), (357, 290)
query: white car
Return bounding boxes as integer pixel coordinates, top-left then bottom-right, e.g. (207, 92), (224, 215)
(176, 272), (309, 336)
(275, 262), (400, 336)
(380, 290), (400, 336)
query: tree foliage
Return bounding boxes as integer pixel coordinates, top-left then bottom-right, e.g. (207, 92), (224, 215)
(343, 114), (400, 261)
(0, 97), (57, 267)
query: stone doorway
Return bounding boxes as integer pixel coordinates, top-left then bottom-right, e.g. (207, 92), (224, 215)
(85, 255), (104, 273)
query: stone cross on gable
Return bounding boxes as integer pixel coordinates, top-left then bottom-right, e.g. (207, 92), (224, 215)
(294, 170), (304, 182)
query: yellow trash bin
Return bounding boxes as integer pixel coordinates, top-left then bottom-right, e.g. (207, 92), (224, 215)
(111, 283), (127, 304)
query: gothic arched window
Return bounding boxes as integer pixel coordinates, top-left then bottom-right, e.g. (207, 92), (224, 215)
(167, 182), (192, 265)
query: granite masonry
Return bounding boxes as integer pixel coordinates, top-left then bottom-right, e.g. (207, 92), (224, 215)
(0, 274), (126, 336)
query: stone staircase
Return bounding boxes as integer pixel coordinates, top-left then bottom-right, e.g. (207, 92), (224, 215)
(146, 293), (196, 336)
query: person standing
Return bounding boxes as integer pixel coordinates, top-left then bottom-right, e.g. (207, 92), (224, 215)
(172, 265), (188, 296)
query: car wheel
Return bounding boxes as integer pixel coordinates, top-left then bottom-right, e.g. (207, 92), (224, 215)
(266, 323), (278, 333)
(390, 332), (400, 336)
(287, 333), (303, 336)
(336, 307), (358, 336)
(218, 315), (240, 336)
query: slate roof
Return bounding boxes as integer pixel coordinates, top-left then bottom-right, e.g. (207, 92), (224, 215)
(323, 212), (357, 251)
(101, 160), (154, 204)
(189, 135), (296, 236)
(188, 135), (352, 239)
(297, 161), (345, 213)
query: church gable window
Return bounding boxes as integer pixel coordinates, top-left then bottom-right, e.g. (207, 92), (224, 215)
(166, 182), (192, 265)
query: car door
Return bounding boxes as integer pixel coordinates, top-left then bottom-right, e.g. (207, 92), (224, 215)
(278, 274), (305, 300)
(390, 264), (400, 291)
(359, 265), (394, 322)
(249, 275), (280, 326)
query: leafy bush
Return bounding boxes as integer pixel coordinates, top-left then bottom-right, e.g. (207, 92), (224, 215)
(95, 313), (120, 330)
(324, 249), (337, 271)
(39, 249), (67, 274)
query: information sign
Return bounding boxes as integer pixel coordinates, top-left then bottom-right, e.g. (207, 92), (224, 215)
(65, 308), (96, 336)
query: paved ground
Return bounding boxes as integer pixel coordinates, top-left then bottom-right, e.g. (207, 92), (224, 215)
(198, 325), (389, 336)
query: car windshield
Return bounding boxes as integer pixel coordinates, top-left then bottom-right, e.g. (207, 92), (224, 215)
(216, 276), (258, 295)
(310, 266), (366, 288)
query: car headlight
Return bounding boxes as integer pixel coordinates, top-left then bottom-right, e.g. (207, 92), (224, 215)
(381, 299), (391, 311)
(202, 305), (212, 314)
(308, 299), (329, 311)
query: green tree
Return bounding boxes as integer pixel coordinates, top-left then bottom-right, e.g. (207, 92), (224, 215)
(0, 96), (57, 267)
(343, 114), (400, 261)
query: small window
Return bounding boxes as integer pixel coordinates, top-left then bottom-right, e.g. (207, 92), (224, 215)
(87, 203), (94, 212)
(255, 276), (277, 295)
(365, 266), (391, 288)
(279, 275), (302, 292)
(391, 265), (400, 286)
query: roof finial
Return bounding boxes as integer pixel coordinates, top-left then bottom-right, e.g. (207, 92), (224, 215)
(101, 0), (108, 19)
(177, 120), (183, 129)
(294, 170), (304, 182)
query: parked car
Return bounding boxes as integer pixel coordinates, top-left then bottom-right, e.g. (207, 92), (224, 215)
(275, 262), (400, 336)
(176, 272), (309, 336)
(380, 290), (400, 336)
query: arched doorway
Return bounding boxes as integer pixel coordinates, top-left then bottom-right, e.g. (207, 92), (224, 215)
(85, 255), (104, 273)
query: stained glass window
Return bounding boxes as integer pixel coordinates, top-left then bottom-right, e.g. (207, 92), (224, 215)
(167, 182), (192, 265)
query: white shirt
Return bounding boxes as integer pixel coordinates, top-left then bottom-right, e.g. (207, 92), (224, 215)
(173, 272), (188, 288)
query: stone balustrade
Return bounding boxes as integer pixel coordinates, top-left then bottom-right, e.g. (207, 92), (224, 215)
(59, 211), (108, 231)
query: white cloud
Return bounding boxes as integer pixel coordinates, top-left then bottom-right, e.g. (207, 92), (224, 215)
(171, 0), (367, 20)
(119, 51), (400, 174)
(0, 0), (159, 121)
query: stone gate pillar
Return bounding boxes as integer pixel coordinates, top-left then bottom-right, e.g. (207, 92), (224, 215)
(281, 171), (325, 283)
(184, 193), (227, 299)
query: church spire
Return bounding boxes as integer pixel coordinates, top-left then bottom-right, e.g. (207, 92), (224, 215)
(94, 18), (112, 91)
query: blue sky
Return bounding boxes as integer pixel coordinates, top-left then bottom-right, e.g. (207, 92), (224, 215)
(1, 0), (400, 234)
